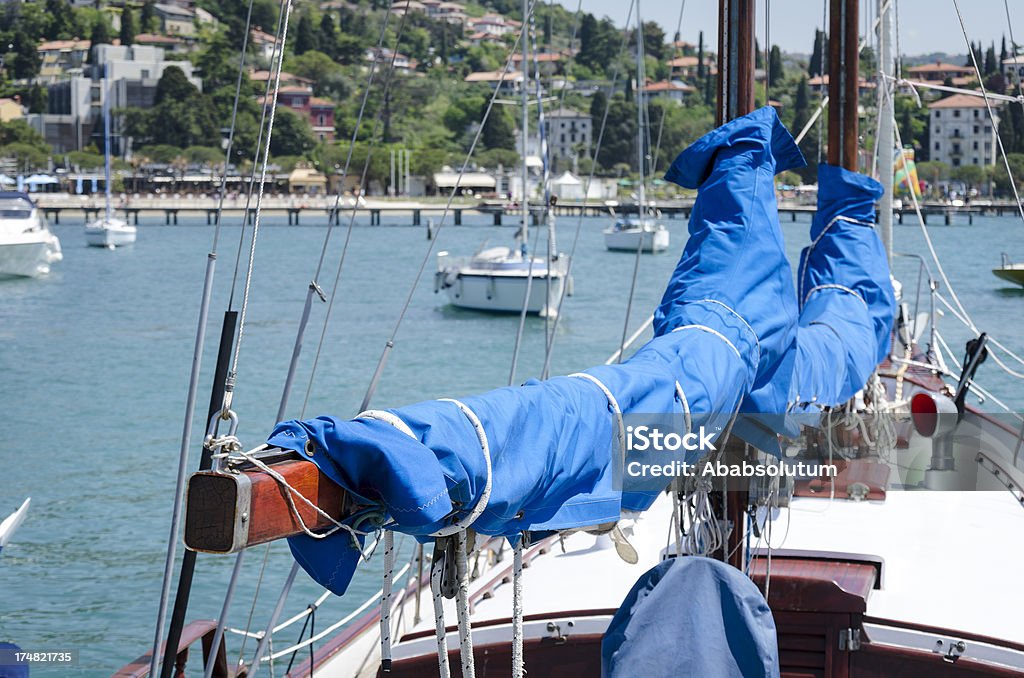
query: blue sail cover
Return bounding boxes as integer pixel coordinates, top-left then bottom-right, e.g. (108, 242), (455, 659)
(270, 107), (805, 595)
(788, 164), (895, 410)
(602, 557), (779, 678)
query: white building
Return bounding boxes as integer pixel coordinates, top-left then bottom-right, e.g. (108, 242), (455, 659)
(544, 107), (592, 172)
(26, 45), (201, 153)
(928, 94), (999, 168)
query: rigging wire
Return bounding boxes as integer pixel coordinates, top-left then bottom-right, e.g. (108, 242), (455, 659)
(540, 0), (638, 378)
(650, 1), (687, 178)
(299, 8), (412, 418)
(356, 1), (538, 412)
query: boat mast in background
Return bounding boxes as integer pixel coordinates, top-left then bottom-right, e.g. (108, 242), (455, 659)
(877, 0), (894, 263)
(103, 64), (113, 225)
(635, 1), (647, 221)
(715, 0), (756, 572)
(519, 0), (529, 255)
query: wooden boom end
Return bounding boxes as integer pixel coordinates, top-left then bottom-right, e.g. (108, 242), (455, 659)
(184, 451), (349, 554)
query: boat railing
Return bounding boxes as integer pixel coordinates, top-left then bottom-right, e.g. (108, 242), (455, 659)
(113, 619), (230, 677)
(892, 252), (939, 365)
(1001, 252), (1013, 268)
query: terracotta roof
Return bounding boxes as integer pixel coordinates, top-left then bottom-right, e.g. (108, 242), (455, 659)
(806, 74), (875, 88)
(37, 39), (90, 51)
(642, 80), (695, 93)
(907, 61), (973, 73)
(309, 97), (334, 107)
(511, 52), (563, 62)
(135, 33), (184, 44)
(464, 70), (524, 83)
(928, 93), (994, 109)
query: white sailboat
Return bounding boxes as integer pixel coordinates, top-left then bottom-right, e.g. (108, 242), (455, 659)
(0, 497), (30, 556)
(85, 65), (136, 249)
(0, 192), (62, 278)
(603, 25), (669, 254)
(435, 5), (571, 318)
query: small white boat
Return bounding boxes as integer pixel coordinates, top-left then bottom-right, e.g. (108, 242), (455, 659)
(603, 216), (670, 253)
(0, 192), (63, 278)
(435, 246), (572, 317)
(993, 252), (1024, 287)
(85, 64), (136, 249)
(0, 497), (30, 555)
(85, 216), (136, 248)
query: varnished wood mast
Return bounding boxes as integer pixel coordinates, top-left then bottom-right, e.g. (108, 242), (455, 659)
(828, 0), (860, 171)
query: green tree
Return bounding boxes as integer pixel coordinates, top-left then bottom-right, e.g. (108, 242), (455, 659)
(480, 100), (515, 151)
(11, 32), (40, 80)
(984, 43), (997, 75)
(317, 13), (337, 58)
(769, 45), (784, 87)
(91, 15), (112, 45)
(27, 83), (46, 113)
(808, 29), (827, 77)
(697, 31), (705, 79)
(45, 0), (74, 39)
(293, 13), (318, 55)
(641, 21), (665, 61)
(120, 6), (137, 46)
(140, 0), (156, 33)
(270, 107), (315, 156)
(155, 65), (198, 104)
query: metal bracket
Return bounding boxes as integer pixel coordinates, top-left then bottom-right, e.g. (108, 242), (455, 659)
(935, 638), (966, 663)
(838, 628), (862, 652)
(546, 620), (575, 644)
(431, 537), (459, 600)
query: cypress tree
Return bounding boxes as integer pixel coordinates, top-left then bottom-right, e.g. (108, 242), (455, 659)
(697, 31), (705, 80)
(769, 45), (784, 87)
(809, 30), (823, 77)
(120, 6), (137, 47)
(985, 43), (997, 75)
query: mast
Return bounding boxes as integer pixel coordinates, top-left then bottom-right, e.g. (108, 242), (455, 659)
(827, 0), (860, 170)
(103, 64), (113, 222)
(715, 0), (756, 572)
(519, 0), (529, 255)
(877, 0), (894, 262)
(636, 0), (646, 218)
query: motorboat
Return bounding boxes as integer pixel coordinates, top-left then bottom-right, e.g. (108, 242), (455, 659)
(993, 253), (1024, 287)
(436, 246), (571, 317)
(603, 216), (670, 253)
(0, 192), (63, 278)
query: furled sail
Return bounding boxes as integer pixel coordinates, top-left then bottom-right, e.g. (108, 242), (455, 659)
(268, 107), (806, 594)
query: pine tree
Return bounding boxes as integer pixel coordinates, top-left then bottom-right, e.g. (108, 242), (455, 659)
(697, 31), (705, 80)
(294, 14), (318, 55)
(985, 43), (997, 75)
(91, 16), (112, 46)
(809, 30), (823, 77)
(141, 0), (156, 33)
(318, 14), (337, 58)
(120, 6), (137, 47)
(46, 0), (74, 40)
(769, 45), (784, 87)
(12, 31), (40, 80)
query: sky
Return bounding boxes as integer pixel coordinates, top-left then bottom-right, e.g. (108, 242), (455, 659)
(551, 0), (1020, 58)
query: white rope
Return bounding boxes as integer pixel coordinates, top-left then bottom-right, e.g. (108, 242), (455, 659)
(569, 373), (625, 464)
(258, 562), (411, 661)
(670, 324), (741, 360)
(430, 553), (451, 678)
(511, 538), (524, 678)
(380, 529), (395, 672)
(680, 478), (723, 556)
(798, 215), (876, 306)
(934, 294), (1024, 380)
(233, 446), (368, 549)
(674, 381), (693, 440)
(454, 530), (475, 678)
(802, 284), (869, 310)
(435, 399), (492, 537)
(357, 409), (417, 438)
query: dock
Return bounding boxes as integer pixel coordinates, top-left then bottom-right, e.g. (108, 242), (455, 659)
(32, 195), (1011, 226)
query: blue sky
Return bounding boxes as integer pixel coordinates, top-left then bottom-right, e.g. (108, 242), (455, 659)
(551, 0), (1020, 57)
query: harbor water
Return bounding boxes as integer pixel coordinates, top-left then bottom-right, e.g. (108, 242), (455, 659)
(1, 211), (1022, 675)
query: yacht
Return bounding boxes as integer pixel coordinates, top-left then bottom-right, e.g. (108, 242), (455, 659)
(993, 253), (1024, 287)
(0, 192), (63, 278)
(435, 245), (571, 317)
(603, 215), (670, 253)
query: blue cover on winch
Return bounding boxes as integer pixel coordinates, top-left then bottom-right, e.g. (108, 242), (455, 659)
(270, 107), (804, 595)
(602, 557), (780, 678)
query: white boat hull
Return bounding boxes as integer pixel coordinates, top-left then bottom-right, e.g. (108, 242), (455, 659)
(0, 497), (30, 554)
(0, 233), (63, 278)
(603, 226), (670, 253)
(436, 248), (572, 317)
(85, 218), (136, 248)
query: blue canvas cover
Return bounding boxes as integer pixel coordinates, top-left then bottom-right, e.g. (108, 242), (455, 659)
(270, 107), (805, 595)
(602, 557), (779, 678)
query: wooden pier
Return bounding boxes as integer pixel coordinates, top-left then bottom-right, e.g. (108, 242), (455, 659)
(34, 196), (1007, 227)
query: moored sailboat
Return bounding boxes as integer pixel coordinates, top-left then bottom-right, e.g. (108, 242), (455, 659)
(85, 65), (136, 249)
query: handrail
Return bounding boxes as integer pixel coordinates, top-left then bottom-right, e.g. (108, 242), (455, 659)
(112, 620), (229, 678)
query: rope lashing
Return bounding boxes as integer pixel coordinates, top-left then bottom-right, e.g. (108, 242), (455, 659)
(429, 550), (451, 678)
(569, 372), (625, 463)
(454, 529), (476, 678)
(670, 324), (742, 360)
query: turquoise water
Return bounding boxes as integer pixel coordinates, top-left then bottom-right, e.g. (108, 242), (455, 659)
(1, 211), (1022, 675)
